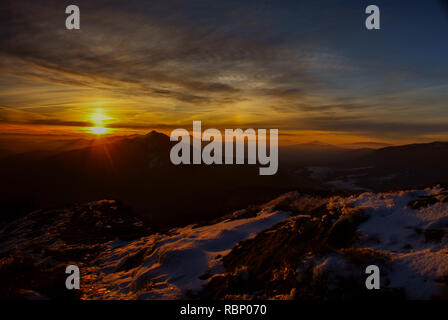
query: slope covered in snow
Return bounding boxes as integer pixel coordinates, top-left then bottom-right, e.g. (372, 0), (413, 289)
(201, 187), (448, 300)
(342, 187), (448, 299)
(82, 198), (291, 299)
(1, 187), (448, 299)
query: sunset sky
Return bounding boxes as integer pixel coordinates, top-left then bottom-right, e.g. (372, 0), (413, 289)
(1, 0), (448, 149)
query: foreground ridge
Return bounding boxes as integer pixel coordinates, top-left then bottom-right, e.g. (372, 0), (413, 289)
(1, 187), (448, 300)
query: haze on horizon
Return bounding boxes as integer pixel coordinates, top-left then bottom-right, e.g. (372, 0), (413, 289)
(1, 0), (448, 152)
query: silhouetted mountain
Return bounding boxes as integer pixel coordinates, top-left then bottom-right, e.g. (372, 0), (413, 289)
(2, 135), (448, 227)
(341, 141), (391, 149)
(356, 141), (448, 168)
(280, 142), (372, 166)
(302, 142), (448, 192)
(349, 142), (448, 190)
(0, 131), (294, 228)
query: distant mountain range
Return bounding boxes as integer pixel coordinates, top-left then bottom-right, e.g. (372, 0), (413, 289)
(356, 141), (448, 168)
(0, 131), (291, 228)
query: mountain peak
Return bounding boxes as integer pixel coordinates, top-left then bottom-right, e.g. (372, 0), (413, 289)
(144, 130), (170, 143)
(146, 130), (165, 137)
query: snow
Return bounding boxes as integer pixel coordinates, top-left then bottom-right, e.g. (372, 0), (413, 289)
(344, 188), (448, 252)
(389, 249), (448, 299)
(4, 185), (448, 300)
(83, 187), (448, 299)
(331, 187), (448, 299)
(85, 207), (290, 299)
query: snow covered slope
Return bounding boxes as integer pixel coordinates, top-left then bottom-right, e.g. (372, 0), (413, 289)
(1, 187), (448, 299)
(340, 187), (448, 299)
(83, 201), (290, 299)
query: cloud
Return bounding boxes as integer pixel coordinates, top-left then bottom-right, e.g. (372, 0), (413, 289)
(26, 119), (93, 127)
(0, 0), (447, 143)
(0, 0), (311, 107)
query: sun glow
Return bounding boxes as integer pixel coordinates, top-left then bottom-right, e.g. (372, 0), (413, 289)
(88, 108), (111, 135)
(90, 126), (108, 135)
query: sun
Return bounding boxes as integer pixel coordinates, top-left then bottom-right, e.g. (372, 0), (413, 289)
(90, 126), (108, 135)
(88, 109), (111, 135)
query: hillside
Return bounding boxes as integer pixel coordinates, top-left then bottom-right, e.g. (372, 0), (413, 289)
(2, 135), (448, 226)
(1, 186), (448, 299)
(0, 131), (294, 227)
(299, 141), (448, 192)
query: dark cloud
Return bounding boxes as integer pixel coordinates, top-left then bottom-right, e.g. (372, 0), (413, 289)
(301, 118), (448, 137)
(26, 119), (93, 127)
(0, 117), (93, 128)
(236, 115), (448, 140)
(1, 0), (316, 107)
(271, 102), (373, 114)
